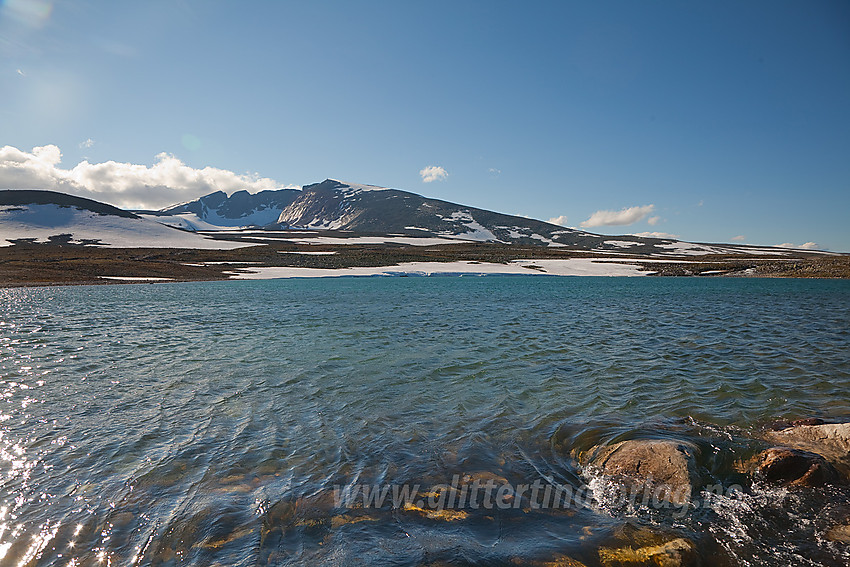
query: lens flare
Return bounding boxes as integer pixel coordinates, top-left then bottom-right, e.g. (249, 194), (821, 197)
(1, 0), (54, 28)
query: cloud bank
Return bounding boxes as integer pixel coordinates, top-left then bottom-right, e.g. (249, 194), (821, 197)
(419, 165), (448, 183)
(631, 231), (679, 239)
(777, 242), (819, 250)
(580, 204), (655, 227)
(547, 215), (569, 227)
(0, 145), (290, 210)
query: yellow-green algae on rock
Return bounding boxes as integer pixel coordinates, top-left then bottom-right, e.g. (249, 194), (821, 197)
(598, 537), (696, 567)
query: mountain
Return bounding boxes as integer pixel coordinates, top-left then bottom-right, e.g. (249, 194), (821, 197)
(0, 190), (248, 249)
(272, 179), (583, 245)
(2, 186), (821, 257)
(140, 188), (301, 230)
(150, 179), (600, 246)
(149, 179), (788, 255)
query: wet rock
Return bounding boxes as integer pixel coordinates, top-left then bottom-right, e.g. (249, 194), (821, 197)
(598, 537), (697, 567)
(583, 440), (700, 506)
(763, 422), (850, 479)
(792, 417), (826, 426)
(509, 556), (588, 567)
(824, 523), (850, 543)
(400, 501), (469, 521)
(461, 471), (509, 486)
(753, 447), (841, 487)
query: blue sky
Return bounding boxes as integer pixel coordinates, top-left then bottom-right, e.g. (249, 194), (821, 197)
(2, 0), (849, 250)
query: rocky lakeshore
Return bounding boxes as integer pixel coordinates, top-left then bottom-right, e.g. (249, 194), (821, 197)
(249, 420), (850, 567)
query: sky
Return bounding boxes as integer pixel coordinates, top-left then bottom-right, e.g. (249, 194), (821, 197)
(2, 0), (849, 250)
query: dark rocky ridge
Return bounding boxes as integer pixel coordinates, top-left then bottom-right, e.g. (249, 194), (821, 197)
(0, 189), (139, 218)
(157, 188), (300, 222)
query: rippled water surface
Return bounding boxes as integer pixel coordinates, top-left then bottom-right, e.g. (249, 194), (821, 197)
(1, 277), (849, 566)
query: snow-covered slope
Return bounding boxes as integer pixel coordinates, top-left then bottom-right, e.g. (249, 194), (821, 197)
(138, 212), (226, 232)
(0, 191), (250, 249)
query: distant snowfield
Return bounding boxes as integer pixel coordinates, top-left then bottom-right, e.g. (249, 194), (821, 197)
(228, 258), (655, 279)
(285, 236), (465, 246)
(99, 276), (175, 281)
(139, 213), (226, 231)
(0, 204), (252, 249)
(336, 181), (388, 194)
(149, 206), (284, 229)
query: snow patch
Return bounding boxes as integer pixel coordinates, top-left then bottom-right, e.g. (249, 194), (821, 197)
(229, 258), (653, 279)
(336, 181), (389, 194)
(492, 225), (566, 246)
(653, 242), (726, 255)
(191, 205), (283, 227)
(436, 211), (502, 242)
(99, 276), (174, 281)
(0, 204), (252, 249)
(286, 236), (463, 246)
(140, 213), (226, 232)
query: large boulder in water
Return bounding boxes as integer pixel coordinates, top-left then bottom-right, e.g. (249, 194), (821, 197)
(581, 440), (700, 506)
(763, 422), (850, 479)
(752, 447), (841, 487)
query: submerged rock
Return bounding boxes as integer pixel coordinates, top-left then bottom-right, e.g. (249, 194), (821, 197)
(825, 523), (850, 544)
(582, 440), (700, 506)
(763, 422), (850, 479)
(509, 555), (588, 566)
(791, 417), (826, 426)
(400, 501), (469, 521)
(597, 537), (697, 567)
(752, 447), (841, 487)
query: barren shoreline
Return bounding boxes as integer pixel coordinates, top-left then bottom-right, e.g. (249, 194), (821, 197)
(2, 240), (849, 288)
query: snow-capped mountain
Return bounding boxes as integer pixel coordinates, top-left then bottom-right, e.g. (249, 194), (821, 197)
(0, 190), (249, 249)
(151, 179), (607, 247)
(1, 185), (817, 257)
(145, 179), (813, 255)
(270, 179), (611, 248)
(142, 188), (301, 230)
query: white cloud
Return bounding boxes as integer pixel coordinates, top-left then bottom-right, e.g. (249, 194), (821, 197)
(776, 242), (819, 250)
(488, 167), (501, 176)
(547, 215), (569, 226)
(580, 204), (655, 227)
(632, 231), (679, 239)
(0, 144), (291, 210)
(647, 215), (661, 226)
(79, 138), (94, 149)
(419, 165), (448, 183)
(731, 235), (746, 242)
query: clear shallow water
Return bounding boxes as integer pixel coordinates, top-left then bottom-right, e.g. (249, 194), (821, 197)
(0, 276), (849, 566)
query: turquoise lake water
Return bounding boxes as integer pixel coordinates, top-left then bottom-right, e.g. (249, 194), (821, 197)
(1, 276), (849, 566)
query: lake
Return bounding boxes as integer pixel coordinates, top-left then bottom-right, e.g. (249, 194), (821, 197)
(1, 276), (849, 566)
